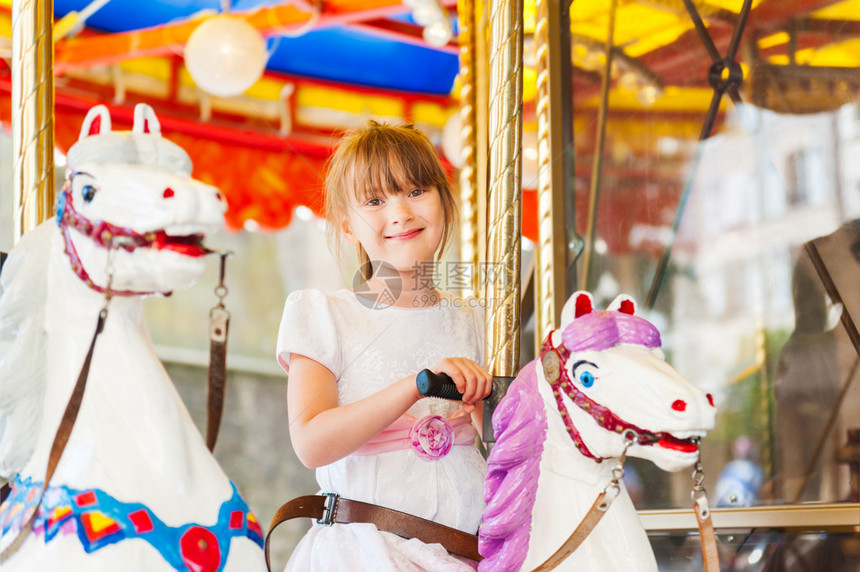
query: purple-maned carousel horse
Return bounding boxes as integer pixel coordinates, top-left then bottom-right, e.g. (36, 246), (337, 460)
(0, 104), (265, 571)
(479, 292), (717, 571)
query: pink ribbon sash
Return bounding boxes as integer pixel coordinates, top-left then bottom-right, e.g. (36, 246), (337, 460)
(355, 411), (478, 459)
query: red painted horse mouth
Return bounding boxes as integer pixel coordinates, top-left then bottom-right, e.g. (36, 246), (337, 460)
(629, 430), (701, 453)
(655, 433), (700, 453)
(150, 231), (209, 258)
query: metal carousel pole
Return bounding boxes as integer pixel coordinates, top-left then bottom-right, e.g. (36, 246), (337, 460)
(483, 0), (523, 443)
(12, 0), (56, 242)
(0, 0), (54, 519)
(457, 0), (480, 298)
(533, 0), (574, 347)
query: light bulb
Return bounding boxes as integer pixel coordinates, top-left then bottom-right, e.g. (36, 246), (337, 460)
(423, 19), (452, 47)
(185, 15), (267, 98)
(619, 71), (639, 91)
(637, 84), (661, 106)
(413, 3), (442, 26)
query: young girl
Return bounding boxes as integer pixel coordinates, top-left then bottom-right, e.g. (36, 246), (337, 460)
(276, 121), (492, 570)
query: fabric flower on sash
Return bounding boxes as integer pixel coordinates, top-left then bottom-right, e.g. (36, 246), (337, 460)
(409, 416), (454, 460)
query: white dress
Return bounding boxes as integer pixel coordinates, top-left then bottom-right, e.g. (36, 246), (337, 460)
(276, 289), (487, 571)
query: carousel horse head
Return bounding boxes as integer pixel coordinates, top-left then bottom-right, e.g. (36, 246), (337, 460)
(480, 291), (716, 572)
(542, 290), (716, 471)
(56, 103), (226, 296)
(1, 103), (227, 477)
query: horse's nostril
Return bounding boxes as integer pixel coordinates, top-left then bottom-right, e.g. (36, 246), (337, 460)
(671, 400), (687, 412)
(215, 191), (223, 202)
(163, 188), (175, 199)
(706, 393), (715, 407)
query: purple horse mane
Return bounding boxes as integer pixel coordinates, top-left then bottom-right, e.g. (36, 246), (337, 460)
(479, 359), (544, 571)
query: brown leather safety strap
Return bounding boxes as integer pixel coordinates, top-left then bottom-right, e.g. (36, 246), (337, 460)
(205, 253), (231, 452)
(530, 491), (613, 572)
(694, 495), (720, 572)
(0, 308), (108, 564)
(264, 494), (482, 571)
(206, 307), (229, 452)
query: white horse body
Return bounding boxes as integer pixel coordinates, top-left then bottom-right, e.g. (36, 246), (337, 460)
(0, 105), (265, 570)
(480, 293), (716, 572)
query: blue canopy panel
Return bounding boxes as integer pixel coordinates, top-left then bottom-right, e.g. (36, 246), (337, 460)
(54, 0), (221, 31)
(266, 28), (458, 95)
(53, 0), (459, 95)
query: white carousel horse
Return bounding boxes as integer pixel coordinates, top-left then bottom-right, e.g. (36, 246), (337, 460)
(479, 291), (717, 572)
(0, 104), (266, 570)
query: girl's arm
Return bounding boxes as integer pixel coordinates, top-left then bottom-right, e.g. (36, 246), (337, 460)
(287, 353), (419, 468)
(287, 354), (492, 468)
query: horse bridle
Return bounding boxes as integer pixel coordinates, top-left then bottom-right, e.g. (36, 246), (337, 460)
(56, 178), (179, 297)
(539, 332), (662, 462)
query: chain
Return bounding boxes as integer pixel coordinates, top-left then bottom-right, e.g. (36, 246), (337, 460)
(690, 439), (710, 519)
(209, 252), (232, 344)
(213, 252), (231, 308)
(691, 438), (706, 491)
(600, 429), (638, 510)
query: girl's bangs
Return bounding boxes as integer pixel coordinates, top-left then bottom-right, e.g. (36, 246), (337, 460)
(347, 137), (443, 204)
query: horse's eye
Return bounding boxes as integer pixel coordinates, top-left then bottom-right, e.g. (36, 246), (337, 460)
(579, 371), (595, 388)
(82, 184), (97, 203)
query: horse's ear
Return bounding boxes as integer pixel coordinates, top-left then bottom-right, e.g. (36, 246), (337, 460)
(79, 105), (112, 140)
(608, 294), (637, 315)
(575, 293), (594, 317)
(133, 104), (161, 136)
(561, 291), (594, 325)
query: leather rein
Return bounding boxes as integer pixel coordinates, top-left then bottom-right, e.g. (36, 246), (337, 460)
(0, 269), (112, 564)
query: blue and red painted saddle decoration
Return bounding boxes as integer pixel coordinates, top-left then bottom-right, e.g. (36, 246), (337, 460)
(0, 476), (263, 572)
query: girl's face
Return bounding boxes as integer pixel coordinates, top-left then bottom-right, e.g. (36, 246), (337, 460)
(341, 185), (445, 276)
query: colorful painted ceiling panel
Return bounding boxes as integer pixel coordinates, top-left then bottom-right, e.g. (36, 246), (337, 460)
(1, 0), (859, 242)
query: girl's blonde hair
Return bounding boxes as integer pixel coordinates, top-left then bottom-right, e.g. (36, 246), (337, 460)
(324, 121), (457, 280)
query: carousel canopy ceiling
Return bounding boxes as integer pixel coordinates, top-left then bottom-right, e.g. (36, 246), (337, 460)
(1, 0), (859, 237)
(50, 0), (460, 95)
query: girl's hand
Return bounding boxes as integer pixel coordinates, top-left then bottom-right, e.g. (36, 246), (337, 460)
(429, 357), (492, 413)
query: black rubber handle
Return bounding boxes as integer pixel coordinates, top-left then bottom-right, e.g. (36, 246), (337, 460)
(416, 369), (495, 401)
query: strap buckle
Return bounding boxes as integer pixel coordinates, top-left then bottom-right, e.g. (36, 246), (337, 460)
(317, 493), (339, 526)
